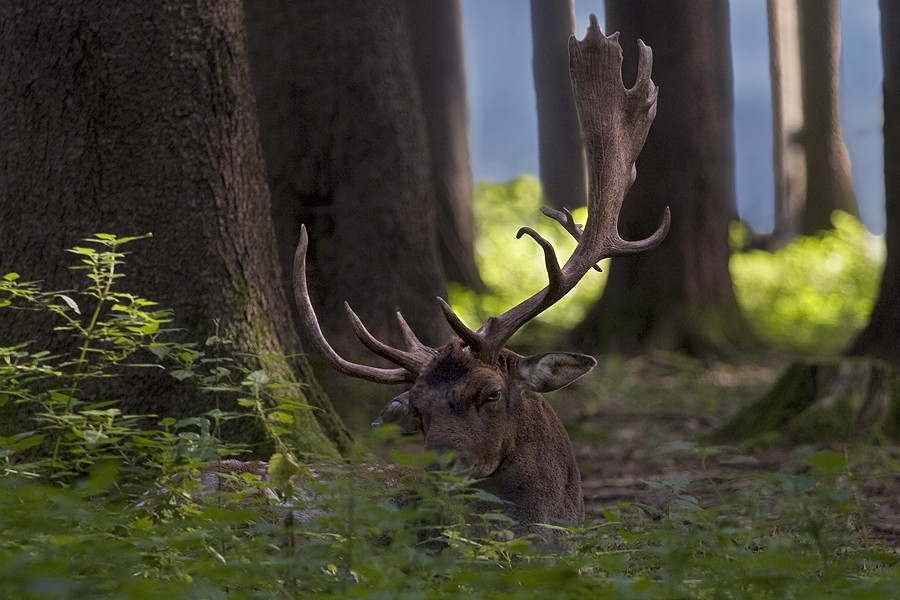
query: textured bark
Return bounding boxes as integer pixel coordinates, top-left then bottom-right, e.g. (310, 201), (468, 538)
(0, 1), (350, 455)
(405, 0), (482, 290)
(848, 0), (900, 365)
(531, 0), (588, 211)
(797, 0), (859, 234)
(574, 0), (755, 356)
(245, 1), (450, 363)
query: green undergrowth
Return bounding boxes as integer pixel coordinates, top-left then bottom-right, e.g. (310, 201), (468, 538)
(1, 235), (898, 598)
(730, 211), (884, 356)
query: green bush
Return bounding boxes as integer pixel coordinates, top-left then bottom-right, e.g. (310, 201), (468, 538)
(730, 212), (884, 355)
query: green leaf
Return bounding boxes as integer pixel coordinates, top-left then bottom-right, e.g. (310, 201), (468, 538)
(147, 344), (169, 360)
(170, 370), (194, 381)
(3, 272), (19, 281)
(268, 452), (306, 496)
(67, 246), (97, 256)
(810, 449), (847, 472)
(269, 411), (294, 424)
(58, 294), (81, 314)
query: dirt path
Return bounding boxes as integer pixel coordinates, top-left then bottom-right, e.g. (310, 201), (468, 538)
(554, 353), (900, 545)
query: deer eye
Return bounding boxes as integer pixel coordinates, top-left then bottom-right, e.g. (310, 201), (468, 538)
(484, 389), (502, 403)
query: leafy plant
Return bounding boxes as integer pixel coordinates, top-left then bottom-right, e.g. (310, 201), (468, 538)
(730, 211), (884, 355)
(2, 234), (899, 599)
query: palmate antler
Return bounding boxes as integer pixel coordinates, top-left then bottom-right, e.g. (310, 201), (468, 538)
(293, 15), (670, 377)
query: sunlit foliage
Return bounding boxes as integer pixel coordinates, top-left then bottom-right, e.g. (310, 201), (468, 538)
(451, 180), (884, 355)
(448, 176), (606, 332)
(730, 211), (884, 355)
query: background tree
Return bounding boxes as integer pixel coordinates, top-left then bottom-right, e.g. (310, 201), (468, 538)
(765, 0), (806, 248)
(245, 1), (455, 366)
(573, 0), (756, 356)
(848, 0), (900, 366)
(530, 0), (588, 211)
(716, 0), (900, 444)
(405, 0), (483, 290)
(797, 0), (860, 234)
(0, 0), (350, 455)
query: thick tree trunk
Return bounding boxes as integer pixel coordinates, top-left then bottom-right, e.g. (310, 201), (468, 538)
(530, 0), (588, 211)
(0, 1), (350, 455)
(714, 360), (900, 444)
(245, 1), (450, 364)
(405, 0), (483, 290)
(574, 0), (755, 356)
(797, 0), (860, 234)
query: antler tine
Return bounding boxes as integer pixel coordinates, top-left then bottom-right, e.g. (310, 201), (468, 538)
(394, 311), (436, 359)
(344, 303), (433, 373)
(437, 16), (670, 366)
(293, 225), (416, 384)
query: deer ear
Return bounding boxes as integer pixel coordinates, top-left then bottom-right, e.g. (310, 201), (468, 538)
(517, 353), (597, 393)
(372, 391), (422, 435)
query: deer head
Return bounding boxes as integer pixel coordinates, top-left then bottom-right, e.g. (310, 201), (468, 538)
(293, 16), (669, 538)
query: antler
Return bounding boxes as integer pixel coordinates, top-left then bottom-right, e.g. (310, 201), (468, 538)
(293, 225), (435, 384)
(441, 15), (671, 365)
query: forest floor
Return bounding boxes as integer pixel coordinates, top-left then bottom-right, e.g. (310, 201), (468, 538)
(553, 351), (900, 546)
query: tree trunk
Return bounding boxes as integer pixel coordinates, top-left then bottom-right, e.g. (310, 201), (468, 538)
(530, 0), (588, 211)
(848, 0), (900, 365)
(766, 0), (806, 247)
(797, 0), (860, 234)
(574, 0), (756, 356)
(0, 1), (350, 456)
(713, 359), (900, 444)
(245, 1), (451, 364)
(404, 0), (483, 290)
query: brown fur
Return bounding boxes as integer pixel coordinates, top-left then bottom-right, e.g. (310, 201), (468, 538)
(405, 341), (586, 539)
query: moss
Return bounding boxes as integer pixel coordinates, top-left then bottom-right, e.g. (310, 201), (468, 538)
(713, 358), (900, 446)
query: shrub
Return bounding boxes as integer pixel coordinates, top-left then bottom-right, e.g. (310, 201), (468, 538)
(730, 212), (884, 355)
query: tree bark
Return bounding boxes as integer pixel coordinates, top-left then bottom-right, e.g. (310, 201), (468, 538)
(797, 0), (860, 234)
(0, 1), (350, 455)
(848, 0), (900, 365)
(530, 0), (588, 211)
(245, 1), (451, 364)
(404, 0), (483, 290)
(766, 0), (806, 246)
(574, 0), (755, 356)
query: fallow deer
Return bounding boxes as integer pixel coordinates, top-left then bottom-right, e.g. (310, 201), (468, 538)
(293, 16), (670, 540)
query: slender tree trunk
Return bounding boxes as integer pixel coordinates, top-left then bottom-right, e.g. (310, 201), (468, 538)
(0, 1), (350, 455)
(574, 0), (755, 356)
(245, 1), (450, 361)
(405, 0), (483, 290)
(766, 0), (806, 246)
(848, 0), (900, 365)
(798, 0), (859, 234)
(530, 0), (588, 211)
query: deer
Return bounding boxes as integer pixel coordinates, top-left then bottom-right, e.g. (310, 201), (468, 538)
(292, 16), (670, 541)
